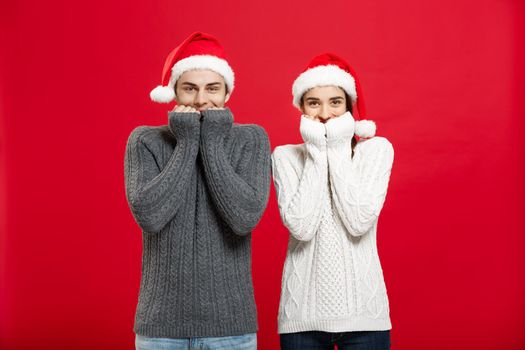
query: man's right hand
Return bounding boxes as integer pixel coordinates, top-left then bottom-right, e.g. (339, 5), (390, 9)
(168, 105), (201, 139)
(172, 105), (199, 113)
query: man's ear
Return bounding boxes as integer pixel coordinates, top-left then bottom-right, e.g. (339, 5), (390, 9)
(173, 85), (179, 104)
(224, 92), (231, 103)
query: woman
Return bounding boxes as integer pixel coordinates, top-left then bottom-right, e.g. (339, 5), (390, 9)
(272, 53), (394, 350)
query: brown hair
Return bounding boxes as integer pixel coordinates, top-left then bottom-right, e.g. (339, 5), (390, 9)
(344, 92), (357, 157)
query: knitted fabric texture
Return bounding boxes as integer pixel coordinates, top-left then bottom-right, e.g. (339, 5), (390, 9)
(272, 113), (394, 334)
(124, 108), (271, 338)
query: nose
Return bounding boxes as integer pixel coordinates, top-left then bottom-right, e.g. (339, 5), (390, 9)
(317, 107), (332, 122)
(194, 90), (207, 107)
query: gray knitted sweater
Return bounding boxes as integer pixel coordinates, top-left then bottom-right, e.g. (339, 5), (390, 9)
(124, 108), (271, 338)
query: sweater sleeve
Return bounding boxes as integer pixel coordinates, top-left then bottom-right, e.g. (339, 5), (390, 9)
(199, 108), (271, 236)
(271, 117), (328, 242)
(124, 112), (200, 234)
(326, 116), (394, 237)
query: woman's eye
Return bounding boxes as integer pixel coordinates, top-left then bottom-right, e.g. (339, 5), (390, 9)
(332, 100), (342, 105)
(308, 102), (319, 107)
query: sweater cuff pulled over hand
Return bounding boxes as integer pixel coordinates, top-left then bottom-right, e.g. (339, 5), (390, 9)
(325, 111), (355, 145)
(201, 108), (234, 137)
(300, 116), (326, 146)
(168, 111), (201, 141)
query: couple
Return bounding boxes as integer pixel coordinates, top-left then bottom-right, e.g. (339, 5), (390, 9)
(124, 32), (394, 350)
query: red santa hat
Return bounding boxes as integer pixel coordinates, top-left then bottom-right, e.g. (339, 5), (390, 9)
(150, 32), (235, 103)
(292, 53), (376, 138)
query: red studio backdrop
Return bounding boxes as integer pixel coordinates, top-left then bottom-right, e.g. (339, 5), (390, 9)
(1, 0), (524, 349)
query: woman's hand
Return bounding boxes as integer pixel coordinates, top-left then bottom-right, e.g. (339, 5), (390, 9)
(303, 113), (344, 124)
(300, 115), (327, 146)
(325, 111), (355, 143)
(303, 114), (318, 122)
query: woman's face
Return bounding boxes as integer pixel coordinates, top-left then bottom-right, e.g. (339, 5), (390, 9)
(301, 86), (347, 123)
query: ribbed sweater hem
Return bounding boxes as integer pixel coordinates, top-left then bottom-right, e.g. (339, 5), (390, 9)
(135, 321), (257, 339)
(278, 317), (391, 334)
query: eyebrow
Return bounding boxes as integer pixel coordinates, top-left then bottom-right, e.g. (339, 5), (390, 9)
(180, 82), (222, 87)
(180, 82), (198, 87)
(305, 97), (344, 101)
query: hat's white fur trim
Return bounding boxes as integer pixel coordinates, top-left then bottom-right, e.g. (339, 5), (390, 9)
(171, 55), (234, 93)
(292, 65), (357, 107)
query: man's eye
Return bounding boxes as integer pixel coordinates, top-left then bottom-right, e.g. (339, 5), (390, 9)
(184, 87), (195, 92)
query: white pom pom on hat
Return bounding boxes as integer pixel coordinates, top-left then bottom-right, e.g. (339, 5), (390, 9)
(150, 32), (235, 103)
(355, 120), (376, 139)
(292, 52), (377, 138)
(150, 85), (176, 103)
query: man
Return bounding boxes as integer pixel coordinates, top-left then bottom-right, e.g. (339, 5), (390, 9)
(124, 32), (271, 349)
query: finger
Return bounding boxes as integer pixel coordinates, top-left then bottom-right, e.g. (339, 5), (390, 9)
(173, 105), (185, 112)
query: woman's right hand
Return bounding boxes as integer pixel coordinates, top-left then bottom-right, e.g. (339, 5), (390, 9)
(299, 115), (326, 146)
(303, 114), (318, 122)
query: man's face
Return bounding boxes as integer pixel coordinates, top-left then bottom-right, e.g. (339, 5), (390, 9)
(175, 69), (230, 111)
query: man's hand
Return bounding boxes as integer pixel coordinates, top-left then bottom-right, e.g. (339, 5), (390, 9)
(172, 105), (199, 113)
(168, 105), (201, 139)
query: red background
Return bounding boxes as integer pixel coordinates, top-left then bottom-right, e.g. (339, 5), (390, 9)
(1, 0), (525, 349)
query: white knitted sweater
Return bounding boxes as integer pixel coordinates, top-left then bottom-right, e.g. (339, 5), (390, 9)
(272, 112), (394, 334)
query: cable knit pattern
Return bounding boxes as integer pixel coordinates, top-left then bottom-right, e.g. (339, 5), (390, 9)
(124, 108), (271, 338)
(315, 200), (348, 319)
(326, 113), (394, 237)
(272, 116), (328, 242)
(272, 112), (393, 333)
